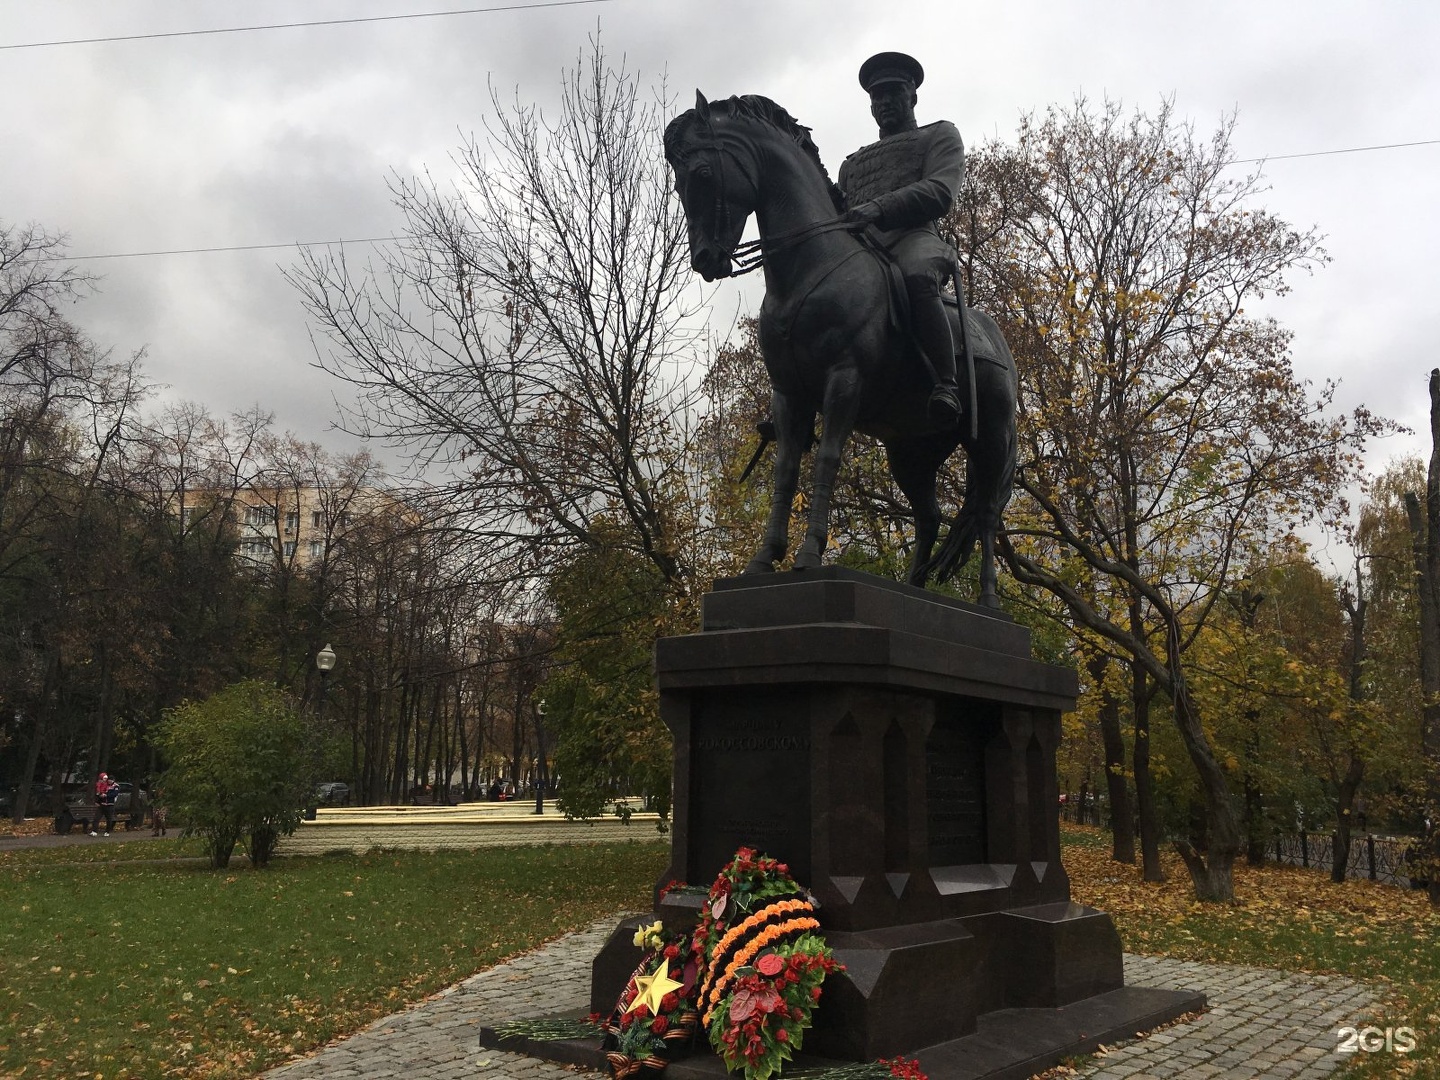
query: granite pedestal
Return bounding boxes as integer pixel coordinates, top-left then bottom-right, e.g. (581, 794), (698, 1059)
(484, 569), (1203, 1077)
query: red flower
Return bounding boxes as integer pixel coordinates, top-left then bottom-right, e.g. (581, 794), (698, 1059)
(776, 1028), (789, 1043)
(664, 944), (680, 960)
(884, 1058), (928, 1080)
(660, 992), (679, 1012)
(651, 1014), (670, 1035)
(756, 953), (785, 977)
(680, 959), (700, 995)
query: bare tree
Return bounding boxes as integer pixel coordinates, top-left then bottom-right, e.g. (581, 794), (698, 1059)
(287, 39), (705, 593)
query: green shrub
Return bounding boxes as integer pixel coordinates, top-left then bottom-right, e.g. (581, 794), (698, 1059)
(155, 680), (320, 868)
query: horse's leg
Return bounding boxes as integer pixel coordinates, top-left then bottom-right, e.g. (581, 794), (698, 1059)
(929, 386), (1015, 604)
(746, 391), (810, 574)
(978, 524), (999, 608)
(887, 440), (944, 588)
(794, 366), (863, 569)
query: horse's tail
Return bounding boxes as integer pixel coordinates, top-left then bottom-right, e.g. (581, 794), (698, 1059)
(926, 417), (1017, 585)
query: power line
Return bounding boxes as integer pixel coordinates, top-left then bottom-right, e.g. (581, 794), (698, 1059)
(0, 0), (618, 51)
(52, 135), (1440, 263)
(1230, 137), (1440, 164)
(60, 238), (396, 263)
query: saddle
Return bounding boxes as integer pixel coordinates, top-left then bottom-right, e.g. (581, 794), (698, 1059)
(853, 225), (985, 440)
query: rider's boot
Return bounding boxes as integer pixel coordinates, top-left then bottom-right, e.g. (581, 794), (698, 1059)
(913, 292), (961, 427)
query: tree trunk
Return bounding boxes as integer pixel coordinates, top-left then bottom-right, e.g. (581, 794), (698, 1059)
(1167, 646), (1241, 902)
(1404, 366), (1440, 906)
(455, 677), (470, 800)
(1333, 577), (1371, 883)
(1332, 754), (1365, 883)
(13, 709), (47, 825)
(1132, 663), (1164, 882)
(1089, 653), (1135, 863)
(511, 682), (526, 795)
(12, 650), (61, 824)
(1242, 720), (1267, 867)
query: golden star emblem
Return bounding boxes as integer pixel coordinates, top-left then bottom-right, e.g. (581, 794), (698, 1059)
(630, 962), (684, 1014)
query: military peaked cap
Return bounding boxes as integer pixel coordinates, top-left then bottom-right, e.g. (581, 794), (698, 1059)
(858, 51), (924, 92)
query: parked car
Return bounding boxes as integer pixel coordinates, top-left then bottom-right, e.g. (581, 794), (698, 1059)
(113, 783), (149, 820)
(314, 782), (350, 806)
(0, 783), (53, 817)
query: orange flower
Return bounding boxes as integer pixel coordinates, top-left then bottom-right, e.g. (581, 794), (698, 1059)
(700, 916), (821, 1025)
(696, 897), (810, 1007)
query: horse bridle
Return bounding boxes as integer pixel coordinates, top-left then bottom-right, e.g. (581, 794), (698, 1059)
(686, 108), (858, 277)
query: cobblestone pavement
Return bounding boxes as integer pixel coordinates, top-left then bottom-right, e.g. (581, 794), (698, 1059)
(1073, 956), (1377, 1079)
(264, 916), (1379, 1080)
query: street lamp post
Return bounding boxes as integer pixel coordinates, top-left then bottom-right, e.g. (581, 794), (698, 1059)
(315, 643), (337, 723)
(533, 699), (546, 816)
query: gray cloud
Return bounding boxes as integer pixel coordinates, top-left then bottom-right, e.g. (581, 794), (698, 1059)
(1, 0), (1435, 477)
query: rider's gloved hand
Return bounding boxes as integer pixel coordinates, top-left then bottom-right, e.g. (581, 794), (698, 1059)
(843, 201), (884, 227)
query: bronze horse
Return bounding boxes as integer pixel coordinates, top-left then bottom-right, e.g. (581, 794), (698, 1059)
(665, 93), (1017, 605)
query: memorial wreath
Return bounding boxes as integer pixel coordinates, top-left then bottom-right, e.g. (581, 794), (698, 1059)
(506, 846), (926, 1080)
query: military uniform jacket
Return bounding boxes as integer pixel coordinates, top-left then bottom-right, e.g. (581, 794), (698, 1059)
(838, 120), (965, 248)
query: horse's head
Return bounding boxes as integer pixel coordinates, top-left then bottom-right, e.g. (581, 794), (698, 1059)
(664, 91), (759, 281)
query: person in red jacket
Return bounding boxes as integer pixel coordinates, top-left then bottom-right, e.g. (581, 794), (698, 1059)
(91, 773), (119, 836)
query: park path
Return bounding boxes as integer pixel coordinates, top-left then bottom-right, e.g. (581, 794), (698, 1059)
(262, 915), (1379, 1080)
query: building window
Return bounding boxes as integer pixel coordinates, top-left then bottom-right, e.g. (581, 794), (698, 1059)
(283, 541), (297, 558)
(311, 510), (323, 529)
(244, 505), (276, 526)
(309, 539), (323, 559)
(240, 538), (269, 556)
(284, 511), (299, 534)
(180, 505), (195, 526)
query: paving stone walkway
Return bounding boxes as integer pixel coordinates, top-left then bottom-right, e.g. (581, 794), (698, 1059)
(263, 915), (1379, 1080)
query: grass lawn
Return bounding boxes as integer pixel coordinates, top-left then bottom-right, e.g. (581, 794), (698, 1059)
(1062, 824), (1440, 1079)
(0, 838), (669, 1079)
(4, 827), (1436, 1080)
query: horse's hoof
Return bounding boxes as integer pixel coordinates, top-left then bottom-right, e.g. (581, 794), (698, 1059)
(744, 559), (777, 575)
(792, 545), (823, 570)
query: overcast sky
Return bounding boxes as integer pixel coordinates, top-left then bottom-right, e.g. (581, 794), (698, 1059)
(3, 0), (1436, 527)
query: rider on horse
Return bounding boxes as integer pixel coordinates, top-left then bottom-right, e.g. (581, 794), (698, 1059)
(839, 52), (965, 430)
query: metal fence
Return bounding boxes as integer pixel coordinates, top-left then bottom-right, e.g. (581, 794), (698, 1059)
(1268, 831), (1421, 888)
(1059, 795), (1105, 827)
(1059, 797), (1424, 889)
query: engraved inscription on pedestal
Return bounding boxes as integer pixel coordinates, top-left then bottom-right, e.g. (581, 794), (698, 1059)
(926, 706), (993, 866)
(689, 689), (812, 884)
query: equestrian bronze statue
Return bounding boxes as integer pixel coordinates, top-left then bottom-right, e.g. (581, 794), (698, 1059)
(665, 53), (1017, 606)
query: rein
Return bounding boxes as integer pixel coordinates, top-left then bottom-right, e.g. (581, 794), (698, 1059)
(728, 217), (860, 277)
(689, 107), (858, 277)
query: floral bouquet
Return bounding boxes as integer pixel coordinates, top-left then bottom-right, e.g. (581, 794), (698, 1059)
(601, 919), (702, 1077)
(692, 848), (842, 1080)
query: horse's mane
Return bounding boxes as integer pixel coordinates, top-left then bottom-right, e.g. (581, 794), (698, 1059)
(665, 94), (841, 205)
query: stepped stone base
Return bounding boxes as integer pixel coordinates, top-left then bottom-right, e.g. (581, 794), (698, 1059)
(478, 569), (1206, 1077)
(479, 981), (1204, 1080)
